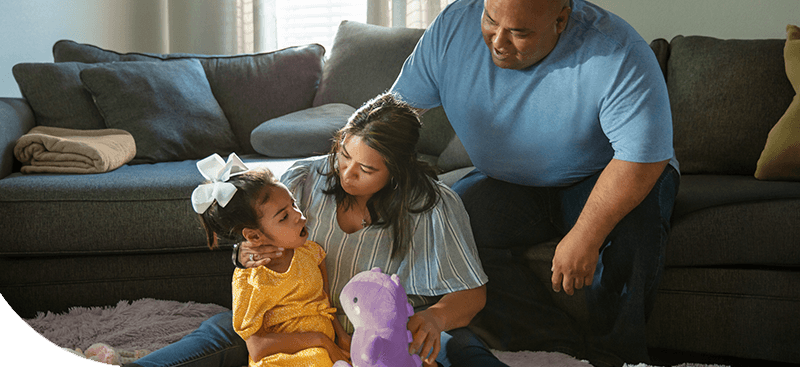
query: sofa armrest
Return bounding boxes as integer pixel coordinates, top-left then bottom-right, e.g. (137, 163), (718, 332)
(0, 98), (34, 179)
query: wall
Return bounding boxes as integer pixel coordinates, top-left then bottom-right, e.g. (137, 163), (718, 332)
(593, 0), (798, 43)
(0, 0), (798, 98)
(0, 0), (164, 98)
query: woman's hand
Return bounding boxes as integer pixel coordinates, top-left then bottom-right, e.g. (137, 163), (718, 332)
(407, 309), (445, 367)
(321, 334), (351, 364)
(239, 240), (284, 268)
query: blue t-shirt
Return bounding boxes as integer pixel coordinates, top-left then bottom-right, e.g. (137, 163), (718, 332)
(391, 0), (677, 186)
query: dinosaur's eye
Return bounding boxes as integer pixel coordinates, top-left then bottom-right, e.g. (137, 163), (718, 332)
(353, 297), (358, 303)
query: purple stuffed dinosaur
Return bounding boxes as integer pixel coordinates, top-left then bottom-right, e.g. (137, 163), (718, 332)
(333, 267), (423, 367)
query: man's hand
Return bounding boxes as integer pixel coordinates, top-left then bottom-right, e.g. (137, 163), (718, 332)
(239, 240), (284, 268)
(407, 309), (444, 367)
(551, 231), (599, 295)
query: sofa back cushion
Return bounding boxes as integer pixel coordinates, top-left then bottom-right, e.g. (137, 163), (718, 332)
(668, 36), (795, 174)
(12, 62), (106, 130)
(313, 21), (457, 158)
(79, 59), (239, 164)
(53, 40), (325, 154)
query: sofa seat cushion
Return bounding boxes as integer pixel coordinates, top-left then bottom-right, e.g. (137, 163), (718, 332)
(53, 40), (325, 154)
(666, 174), (800, 267)
(0, 156), (300, 256)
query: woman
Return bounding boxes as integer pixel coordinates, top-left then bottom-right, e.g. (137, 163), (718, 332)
(127, 93), (505, 367)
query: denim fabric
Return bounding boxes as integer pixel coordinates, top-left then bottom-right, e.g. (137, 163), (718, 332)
(127, 312), (508, 367)
(127, 311), (248, 367)
(452, 166), (679, 367)
(126, 312), (505, 367)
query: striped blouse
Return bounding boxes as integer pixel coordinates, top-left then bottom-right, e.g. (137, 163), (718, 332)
(281, 155), (488, 333)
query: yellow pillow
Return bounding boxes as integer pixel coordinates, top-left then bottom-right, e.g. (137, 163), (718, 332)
(755, 25), (800, 180)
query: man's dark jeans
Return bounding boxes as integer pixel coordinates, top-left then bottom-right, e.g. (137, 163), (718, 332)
(452, 165), (679, 367)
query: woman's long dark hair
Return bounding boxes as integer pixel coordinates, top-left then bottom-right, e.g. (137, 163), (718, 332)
(323, 92), (441, 259)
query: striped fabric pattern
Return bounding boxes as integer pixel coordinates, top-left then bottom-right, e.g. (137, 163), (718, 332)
(281, 156), (487, 332)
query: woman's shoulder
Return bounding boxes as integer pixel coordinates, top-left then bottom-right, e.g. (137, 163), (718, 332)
(281, 155), (329, 180)
(280, 155), (331, 198)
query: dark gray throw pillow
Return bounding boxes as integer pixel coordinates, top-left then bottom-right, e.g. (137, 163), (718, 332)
(12, 62), (106, 130)
(54, 39), (325, 153)
(79, 59), (239, 164)
(251, 103), (355, 157)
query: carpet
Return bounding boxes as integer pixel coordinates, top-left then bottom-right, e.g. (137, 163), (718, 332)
(23, 298), (728, 367)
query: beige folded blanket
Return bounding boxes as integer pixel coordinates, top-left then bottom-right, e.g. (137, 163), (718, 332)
(14, 126), (136, 174)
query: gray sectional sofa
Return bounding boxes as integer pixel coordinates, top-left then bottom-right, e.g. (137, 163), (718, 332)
(1, 20), (799, 365)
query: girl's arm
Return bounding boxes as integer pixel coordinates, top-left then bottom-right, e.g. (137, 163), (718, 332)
(407, 285), (487, 366)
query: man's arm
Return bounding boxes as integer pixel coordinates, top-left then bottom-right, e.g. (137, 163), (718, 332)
(551, 158), (669, 295)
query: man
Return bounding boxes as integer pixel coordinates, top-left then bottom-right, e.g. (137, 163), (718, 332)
(390, 0), (679, 366)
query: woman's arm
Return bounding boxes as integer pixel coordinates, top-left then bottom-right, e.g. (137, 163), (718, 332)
(407, 285), (487, 366)
(320, 260), (352, 353)
(245, 329), (347, 362)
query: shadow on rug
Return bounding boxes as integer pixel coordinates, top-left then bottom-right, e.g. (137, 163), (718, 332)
(25, 298), (229, 357)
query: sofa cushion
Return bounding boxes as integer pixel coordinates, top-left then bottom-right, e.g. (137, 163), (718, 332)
(755, 27), (800, 181)
(667, 174), (800, 267)
(53, 40), (325, 153)
(11, 62), (105, 130)
(79, 59), (239, 164)
(313, 21), (456, 157)
(668, 36), (795, 175)
(0, 156), (299, 257)
(251, 103), (355, 158)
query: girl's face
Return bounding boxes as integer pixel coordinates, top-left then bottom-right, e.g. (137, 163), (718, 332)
(337, 135), (391, 200)
(251, 184), (308, 248)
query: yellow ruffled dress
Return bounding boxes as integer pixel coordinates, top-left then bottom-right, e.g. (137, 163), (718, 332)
(232, 240), (337, 367)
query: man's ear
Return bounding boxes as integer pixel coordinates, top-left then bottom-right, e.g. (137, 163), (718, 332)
(555, 5), (571, 34)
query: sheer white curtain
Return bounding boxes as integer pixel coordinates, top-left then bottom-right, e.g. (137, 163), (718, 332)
(164, 0), (274, 55)
(164, 0), (450, 55)
(367, 0), (454, 29)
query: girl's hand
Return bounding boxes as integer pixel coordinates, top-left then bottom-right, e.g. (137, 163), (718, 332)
(239, 240), (284, 268)
(407, 309), (444, 367)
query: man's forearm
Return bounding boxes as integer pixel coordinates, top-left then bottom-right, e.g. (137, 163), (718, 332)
(571, 158), (669, 248)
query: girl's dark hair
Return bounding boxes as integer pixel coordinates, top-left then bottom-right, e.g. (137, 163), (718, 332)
(324, 92), (441, 258)
(198, 169), (281, 249)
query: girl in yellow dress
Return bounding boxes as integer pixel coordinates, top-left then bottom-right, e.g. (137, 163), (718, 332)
(191, 153), (350, 367)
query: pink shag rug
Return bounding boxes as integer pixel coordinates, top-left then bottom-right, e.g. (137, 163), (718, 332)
(25, 298), (228, 353)
(23, 298), (728, 367)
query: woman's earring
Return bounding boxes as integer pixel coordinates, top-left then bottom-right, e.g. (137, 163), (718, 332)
(391, 178), (399, 190)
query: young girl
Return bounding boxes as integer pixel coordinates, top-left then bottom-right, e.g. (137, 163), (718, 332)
(191, 153), (350, 367)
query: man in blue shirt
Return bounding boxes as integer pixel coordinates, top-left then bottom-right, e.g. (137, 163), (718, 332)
(390, 0), (679, 365)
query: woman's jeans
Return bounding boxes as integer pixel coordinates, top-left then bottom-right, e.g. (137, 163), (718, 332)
(451, 166), (680, 367)
(129, 311), (508, 367)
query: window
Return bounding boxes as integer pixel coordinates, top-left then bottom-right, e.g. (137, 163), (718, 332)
(275, 0), (367, 52)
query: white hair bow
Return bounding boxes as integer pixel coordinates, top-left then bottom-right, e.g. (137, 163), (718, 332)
(191, 153), (250, 214)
